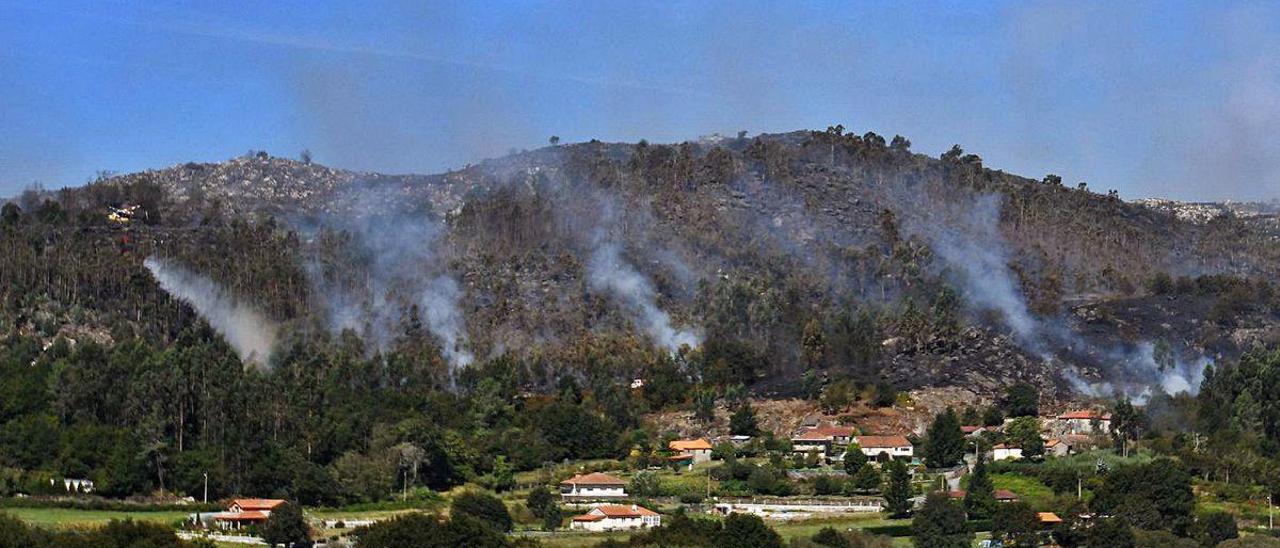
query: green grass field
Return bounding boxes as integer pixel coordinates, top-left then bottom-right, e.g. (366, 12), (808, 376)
(0, 507), (192, 529)
(991, 473), (1056, 510)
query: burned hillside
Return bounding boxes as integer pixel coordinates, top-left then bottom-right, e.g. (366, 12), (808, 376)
(4, 129), (1280, 399)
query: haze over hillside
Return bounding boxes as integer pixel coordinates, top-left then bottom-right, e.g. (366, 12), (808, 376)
(5, 129), (1280, 402)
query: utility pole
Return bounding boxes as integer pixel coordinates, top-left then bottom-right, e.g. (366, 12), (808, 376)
(1270, 494), (1273, 530)
(202, 472), (208, 504)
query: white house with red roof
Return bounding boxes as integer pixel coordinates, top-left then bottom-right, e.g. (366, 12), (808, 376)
(668, 439), (714, 464)
(560, 472), (627, 500)
(853, 435), (913, 461)
(214, 498), (286, 530)
(1056, 410), (1111, 434)
(571, 504), (661, 531)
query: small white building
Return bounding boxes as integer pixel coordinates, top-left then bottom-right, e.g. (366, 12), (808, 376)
(1044, 438), (1069, 458)
(560, 472), (627, 500)
(213, 499), (286, 530)
(1056, 410), (1111, 435)
(991, 443), (1023, 461)
(669, 439), (714, 464)
(854, 435), (913, 461)
(571, 504), (661, 531)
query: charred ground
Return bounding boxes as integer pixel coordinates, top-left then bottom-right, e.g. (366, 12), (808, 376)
(4, 129), (1279, 400)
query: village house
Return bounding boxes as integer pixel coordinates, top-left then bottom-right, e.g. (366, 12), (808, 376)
(791, 425), (855, 455)
(1044, 438), (1069, 458)
(668, 438), (714, 464)
(570, 504), (662, 531)
(1056, 410), (1111, 434)
(960, 426), (984, 437)
(853, 435), (914, 462)
(560, 472), (627, 500)
(995, 489), (1020, 503)
(788, 426), (848, 455)
(213, 498), (286, 530)
(991, 443), (1023, 461)
(948, 489), (1019, 503)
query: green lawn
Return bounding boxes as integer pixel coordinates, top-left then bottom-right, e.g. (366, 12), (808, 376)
(991, 473), (1056, 510)
(0, 507), (192, 529)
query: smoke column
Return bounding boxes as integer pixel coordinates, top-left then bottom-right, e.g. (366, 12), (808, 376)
(144, 256), (279, 368)
(588, 241), (701, 353)
(903, 191), (1210, 398)
(301, 187), (473, 373)
(421, 274), (474, 368)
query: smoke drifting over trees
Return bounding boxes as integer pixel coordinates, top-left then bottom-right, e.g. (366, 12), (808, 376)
(144, 256), (278, 367)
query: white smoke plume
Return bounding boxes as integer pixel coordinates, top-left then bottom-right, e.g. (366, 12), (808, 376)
(903, 191), (1210, 397)
(587, 241), (701, 353)
(924, 193), (1042, 346)
(421, 274), (474, 368)
(300, 187), (473, 372)
(144, 256), (278, 368)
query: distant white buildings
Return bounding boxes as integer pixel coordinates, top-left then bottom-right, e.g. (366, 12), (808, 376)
(991, 443), (1023, 461)
(571, 504), (661, 531)
(853, 435), (914, 461)
(560, 472), (627, 500)
(51, 478), (94, 494)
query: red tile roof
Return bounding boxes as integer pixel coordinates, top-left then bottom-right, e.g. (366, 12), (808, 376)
(669, 439), (714, 451)
(572, 514), (605, 522)
(946, 490), (966, 499)
(595, 504), (658, 518)
(232, 499), (285, 511)
(855, 435), (912, 448)
(216, 511), (269, 521)
(1057, 410), (1111, 420)
(995, 489), (1019, 500)
(1038, 512), (1063, 524)
(561, 472), (626, 486)
(961, 426), (982, 434)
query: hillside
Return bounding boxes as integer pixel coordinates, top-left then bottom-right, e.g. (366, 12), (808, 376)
(5, 129), (1280, 400)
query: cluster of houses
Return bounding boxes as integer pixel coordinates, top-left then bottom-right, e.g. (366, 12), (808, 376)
(786, 408), (1112, 465)
(555, 408), (1112, 532)
(559, 472), (665, 531)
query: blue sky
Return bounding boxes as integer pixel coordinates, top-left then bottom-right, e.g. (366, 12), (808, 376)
(2, 1), (1277, 200)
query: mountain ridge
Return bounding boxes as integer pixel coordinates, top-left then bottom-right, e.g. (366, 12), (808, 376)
(6, 129), (1280, 401)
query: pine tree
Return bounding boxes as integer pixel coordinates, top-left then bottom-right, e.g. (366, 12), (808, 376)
(912, 492), (972, 547)
(964, 452), (996, 519)
(883, 459), (913, 518)
(844, 443), (868, 474)
(923, 408), (965, 468)
(730, 402), (759, 436)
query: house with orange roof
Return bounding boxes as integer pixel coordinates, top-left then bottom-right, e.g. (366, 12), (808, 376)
(1056, 410), (1111, 434)
(668, 438), (714, 464)
(213, 498), (286, 530)
(853, 435), (913, 461)
(560, 472), (627, 500)
(570, 504), (661, 532)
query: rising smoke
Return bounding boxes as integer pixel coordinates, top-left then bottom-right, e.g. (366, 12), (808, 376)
(901, 190), (1210, 398)
(587, 241), (701, 353)
(301, 186), (474, 371)
(144, 256), (279, 368)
